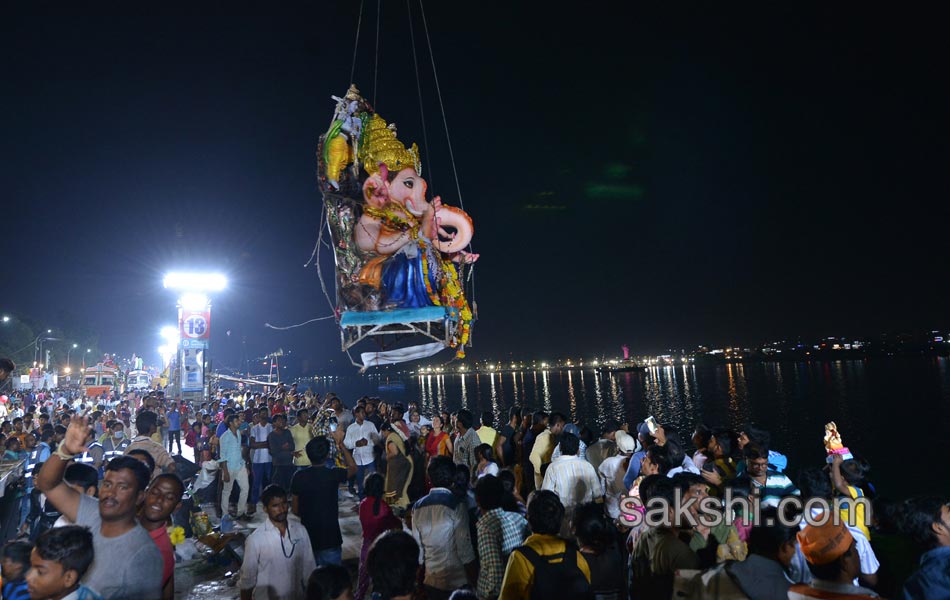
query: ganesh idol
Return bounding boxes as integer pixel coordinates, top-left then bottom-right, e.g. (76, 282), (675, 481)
(352, 113), (477, 310)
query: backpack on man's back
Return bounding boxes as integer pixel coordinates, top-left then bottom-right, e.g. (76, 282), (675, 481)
(513, 541), (593, 600)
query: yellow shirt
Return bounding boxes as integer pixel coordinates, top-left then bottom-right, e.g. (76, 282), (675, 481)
(289, 423), (313, 466)
(477, 425), (497, 448)
(839, 485), (871, 540)
(499, 533), (590, 600)
(528, 430), (556, 487)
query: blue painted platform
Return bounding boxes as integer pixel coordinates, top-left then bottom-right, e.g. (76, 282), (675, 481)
(340, 306), (448, 327)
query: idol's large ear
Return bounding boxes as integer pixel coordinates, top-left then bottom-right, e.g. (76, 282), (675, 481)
(362, 170), (390, 208)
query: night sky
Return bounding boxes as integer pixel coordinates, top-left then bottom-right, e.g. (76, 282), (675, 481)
(2, 4), (948, 374)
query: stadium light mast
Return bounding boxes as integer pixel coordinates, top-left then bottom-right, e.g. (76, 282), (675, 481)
(163, 272), (227, 404)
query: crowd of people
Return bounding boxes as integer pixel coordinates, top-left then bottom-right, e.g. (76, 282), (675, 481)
(0, 358), (948, 599)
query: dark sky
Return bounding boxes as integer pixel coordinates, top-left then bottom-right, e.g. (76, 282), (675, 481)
(2, 4), (948, 374)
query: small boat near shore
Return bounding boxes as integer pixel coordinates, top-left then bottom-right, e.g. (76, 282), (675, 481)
(378, 380), (407, 392)
(595, 361), (646, 374)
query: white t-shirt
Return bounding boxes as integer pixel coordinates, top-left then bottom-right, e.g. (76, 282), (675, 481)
(478, 462), (500, 479)
(250, 423), (273, 464)
(598, 454), (630, 519)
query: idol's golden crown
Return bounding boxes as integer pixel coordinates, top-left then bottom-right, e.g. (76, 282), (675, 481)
(360, 114), (421, 177)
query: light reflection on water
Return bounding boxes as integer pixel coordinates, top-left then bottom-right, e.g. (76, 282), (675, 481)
(311, 357), (950, 494)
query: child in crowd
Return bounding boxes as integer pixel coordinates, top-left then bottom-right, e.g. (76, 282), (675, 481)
(475, 443), (499, 479)
(306, 564), (352, 600)
(3, 436), (21, 460)
(830, 454), (873, 540)
(1, 540), (32, 600)
(26, 526), (102, 600)
(356, 473), (402, 600)
(185, 420), (201, 452)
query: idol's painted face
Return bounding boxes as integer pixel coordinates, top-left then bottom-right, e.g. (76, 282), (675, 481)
(389, 168), (428, 217)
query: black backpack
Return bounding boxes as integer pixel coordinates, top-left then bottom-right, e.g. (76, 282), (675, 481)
(515, 542), (593, 600)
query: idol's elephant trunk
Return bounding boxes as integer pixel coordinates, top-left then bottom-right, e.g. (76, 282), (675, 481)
(432, 205), (474, 254)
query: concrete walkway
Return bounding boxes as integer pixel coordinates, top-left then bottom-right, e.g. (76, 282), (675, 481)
(173, 489), (364, 598)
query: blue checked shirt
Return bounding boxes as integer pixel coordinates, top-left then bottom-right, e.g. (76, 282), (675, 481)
(476, 508), (530, 599)
(219, 429), (245, 471)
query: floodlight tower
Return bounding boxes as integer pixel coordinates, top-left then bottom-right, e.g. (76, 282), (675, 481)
(163, 272), (227, 405)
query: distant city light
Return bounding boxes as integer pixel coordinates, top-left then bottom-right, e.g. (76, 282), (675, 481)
(1, 316), (9, 323)
(163, 272), (227, 292)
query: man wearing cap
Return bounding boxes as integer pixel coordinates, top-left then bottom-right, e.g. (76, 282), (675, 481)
(623, 421), (656, 491)
(789, 521), (880, 599)
(597, 430), (636, 521)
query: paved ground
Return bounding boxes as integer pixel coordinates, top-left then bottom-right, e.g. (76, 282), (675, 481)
(173, 490), (364, 599)
(160, 439), (368, 597)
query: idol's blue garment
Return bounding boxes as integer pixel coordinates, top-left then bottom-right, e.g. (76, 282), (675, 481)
(381, 246), (437, 308)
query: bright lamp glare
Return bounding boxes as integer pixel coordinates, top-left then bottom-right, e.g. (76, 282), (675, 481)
(179, 293), (210, 311)
(160, 326), (179, 343)
(163, 272), (227, 292)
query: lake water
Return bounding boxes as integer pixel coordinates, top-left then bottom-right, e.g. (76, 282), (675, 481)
(304, 357), (950, 495)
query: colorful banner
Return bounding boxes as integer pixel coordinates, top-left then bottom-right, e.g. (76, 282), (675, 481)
(179, 309), (211, 340)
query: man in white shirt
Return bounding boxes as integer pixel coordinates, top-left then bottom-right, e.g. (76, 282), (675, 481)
(411, 456), (476, 599)
(541, 432), (604, 539)
(249, 408), (273, 516)
(598, 430), (636, 520)
(238, 484), (316, 600)
(343, 405), (378, 499)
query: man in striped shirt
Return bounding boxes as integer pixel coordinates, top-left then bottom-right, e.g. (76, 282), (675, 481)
(540, 432), (603, 539)
(737, 442), (799, 508)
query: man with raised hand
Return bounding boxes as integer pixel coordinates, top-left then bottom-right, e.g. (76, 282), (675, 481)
(34, 415), (163, 599)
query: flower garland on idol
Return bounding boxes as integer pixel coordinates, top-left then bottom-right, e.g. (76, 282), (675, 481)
(421, 249), (473, 358)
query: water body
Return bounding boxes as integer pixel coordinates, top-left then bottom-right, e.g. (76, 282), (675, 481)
(305, 357), (950, 495)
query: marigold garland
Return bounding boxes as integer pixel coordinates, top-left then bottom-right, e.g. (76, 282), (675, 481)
(421, 249), (472, 357)
(364, 205), (419, 233)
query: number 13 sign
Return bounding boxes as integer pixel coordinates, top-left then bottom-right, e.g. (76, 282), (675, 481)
(180, 310), (211, 340)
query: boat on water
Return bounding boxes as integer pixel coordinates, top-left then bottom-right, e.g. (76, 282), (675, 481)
(595, 361), (646, 374)
(378, 380), (407, 392)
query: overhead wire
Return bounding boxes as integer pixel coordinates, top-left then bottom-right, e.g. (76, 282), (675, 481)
(417, 0), (477, 343)
(264, 315), (336, 330)
(407, 0), (433, 188)
(349, 0), (365, 85)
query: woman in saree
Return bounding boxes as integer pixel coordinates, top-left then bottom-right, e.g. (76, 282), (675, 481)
(383, 422), (413, 513)
(424, 415), (453, 465)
